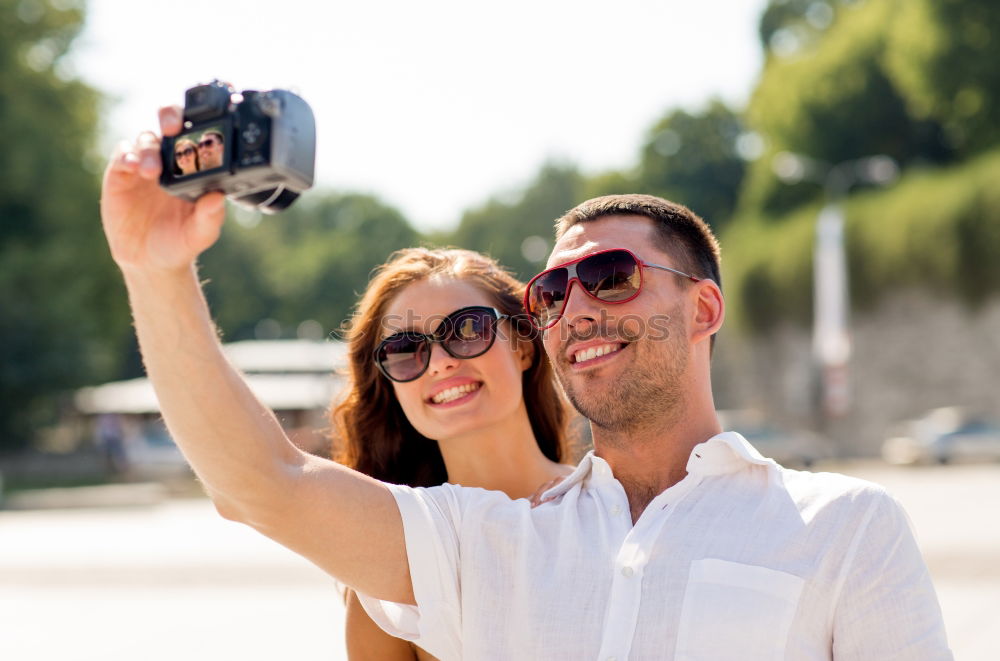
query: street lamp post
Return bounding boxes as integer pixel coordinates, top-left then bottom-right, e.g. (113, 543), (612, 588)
(813, 202), (850, 419)
(773, 153), (899, 427)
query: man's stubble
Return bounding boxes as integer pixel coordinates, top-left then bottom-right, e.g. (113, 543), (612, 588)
(553, 301), (689, 441)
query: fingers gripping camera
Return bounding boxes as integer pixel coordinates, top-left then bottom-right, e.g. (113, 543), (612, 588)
(159, 80), (316, 213)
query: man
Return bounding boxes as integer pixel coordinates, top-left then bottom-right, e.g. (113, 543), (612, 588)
(196, 129), (224, 170)
(354, 195), (952, 659)
(102, 108), (950, 660)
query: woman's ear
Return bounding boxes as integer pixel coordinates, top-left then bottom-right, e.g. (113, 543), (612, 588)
(516, 335), (536, 371)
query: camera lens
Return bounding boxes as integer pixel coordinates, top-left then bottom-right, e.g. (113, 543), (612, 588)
(264, 188), (300, 212)
(235, 188), (282, 207)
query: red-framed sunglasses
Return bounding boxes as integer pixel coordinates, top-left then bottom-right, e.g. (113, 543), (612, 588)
(523, 248), (700, 330)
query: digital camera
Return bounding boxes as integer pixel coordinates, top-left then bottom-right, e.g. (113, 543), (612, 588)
(159, 80), (316, 213)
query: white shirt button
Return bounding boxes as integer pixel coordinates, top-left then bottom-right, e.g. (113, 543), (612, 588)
(621, 566), (634, 578)
(607, 657), (617, 661)
(611, 504), (622, 516)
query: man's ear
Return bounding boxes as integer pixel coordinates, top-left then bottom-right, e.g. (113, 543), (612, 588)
(691, 279), (724, 345)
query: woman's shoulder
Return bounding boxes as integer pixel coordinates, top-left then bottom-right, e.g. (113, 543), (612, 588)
(529, 463), (575, 507)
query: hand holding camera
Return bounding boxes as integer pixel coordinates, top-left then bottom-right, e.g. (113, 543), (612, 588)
(101, 106), (226, 275)
(100, 81), (316, 275)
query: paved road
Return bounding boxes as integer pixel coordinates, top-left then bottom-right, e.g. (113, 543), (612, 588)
(0, 498), (347, 660)
(1, 462), (996, 660)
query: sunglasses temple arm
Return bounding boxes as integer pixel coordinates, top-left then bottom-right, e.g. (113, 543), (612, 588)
(645, 263), (701, 282)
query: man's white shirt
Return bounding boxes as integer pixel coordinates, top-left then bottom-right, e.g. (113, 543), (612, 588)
(357, 432), (951, 660)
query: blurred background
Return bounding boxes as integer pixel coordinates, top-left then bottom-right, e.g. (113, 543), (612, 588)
(1, 0), (998, 658)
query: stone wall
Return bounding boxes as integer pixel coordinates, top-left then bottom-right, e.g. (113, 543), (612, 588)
(711, 290), (1000, 456)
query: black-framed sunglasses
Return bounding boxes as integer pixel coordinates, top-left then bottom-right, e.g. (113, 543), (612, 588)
(198, 138), (219, 148)
(373, 305), (509, 382)
(524, 248), (701, 330)
(175, 147), (195, 158)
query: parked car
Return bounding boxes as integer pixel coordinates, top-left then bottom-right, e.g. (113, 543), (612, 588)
(881, 406), (1000, 465)
(718, 409), (832, 468)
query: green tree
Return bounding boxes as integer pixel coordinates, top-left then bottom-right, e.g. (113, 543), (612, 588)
(758, 0), (849, 54)
(740, 0), (950, 216)
(580, 169), (639, 201)
(636, 101), (747, 233)
(447, 163), (584, 281)
(198, 192), (421, 340)
(884, 0), (1000, 155)
(0, 0), (127, 452)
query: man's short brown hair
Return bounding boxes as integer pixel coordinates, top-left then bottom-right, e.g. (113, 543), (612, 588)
(555, 194), (721, 290)
(202, 129), (224, 145)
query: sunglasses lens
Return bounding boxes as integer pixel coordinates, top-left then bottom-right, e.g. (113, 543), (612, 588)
(527, 268), (568, 327)
(377, 333), (429, 381)
(443, 307), (497, 358)
(577, 250), (641, 302)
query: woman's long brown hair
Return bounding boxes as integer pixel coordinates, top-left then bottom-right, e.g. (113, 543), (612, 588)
(332, 247), (569, 487)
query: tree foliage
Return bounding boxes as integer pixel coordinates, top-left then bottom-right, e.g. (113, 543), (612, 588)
(758, 0), (849, 53)
(199, 193), (421, 341)
(740, 0), (951, 216)
(0, 0), (128, 452)
(441, 101), (750, 276)
(8, 0), (1000, 453)
(883, 0), (1000, 155)
(722, 0), (1000, 334)
(448, 163), (584, 281)
(636, 101), (746, 233)
(724, 147), (1000, 334)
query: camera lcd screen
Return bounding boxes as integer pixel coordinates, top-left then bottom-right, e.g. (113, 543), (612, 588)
(172, 125), (226, 177)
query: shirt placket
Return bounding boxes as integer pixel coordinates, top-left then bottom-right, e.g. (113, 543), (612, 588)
(595, 475), (703, 661)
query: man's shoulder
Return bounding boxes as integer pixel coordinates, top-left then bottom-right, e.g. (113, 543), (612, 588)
(772, 464), (897, 517)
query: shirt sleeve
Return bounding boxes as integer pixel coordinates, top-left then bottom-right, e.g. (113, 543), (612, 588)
(355, 483), (464, 661)
(831, 489), (953, 660)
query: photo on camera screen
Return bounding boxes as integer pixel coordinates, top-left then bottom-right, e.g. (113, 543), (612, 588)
(172, 125), (226, 177)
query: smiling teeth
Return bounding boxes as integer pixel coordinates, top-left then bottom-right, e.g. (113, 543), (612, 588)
(432, 383), (481, 404)
(574, 343), (622, 364)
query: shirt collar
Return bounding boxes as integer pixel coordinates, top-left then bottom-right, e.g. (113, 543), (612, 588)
(685, 431), (776, 476)
(537, 431), (776, 501)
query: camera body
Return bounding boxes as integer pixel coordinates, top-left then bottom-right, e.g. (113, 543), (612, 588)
(159, 81), (316, 213)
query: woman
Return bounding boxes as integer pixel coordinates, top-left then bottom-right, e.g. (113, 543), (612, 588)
(333, 247), (574, 660)
(173, 137), (200, 175)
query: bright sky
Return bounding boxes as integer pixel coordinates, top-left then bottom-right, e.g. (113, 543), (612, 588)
(74, 0), (768, 230)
